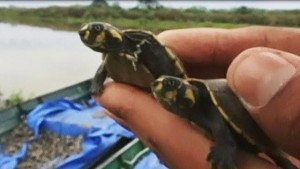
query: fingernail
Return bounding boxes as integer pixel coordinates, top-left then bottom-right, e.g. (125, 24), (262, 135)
(233, 52), (296, 107)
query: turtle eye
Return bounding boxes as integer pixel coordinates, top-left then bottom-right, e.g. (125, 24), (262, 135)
(163, 78), (179, 89)
(168, 79), (175, 86)
(94, 25), (101, 31)
(163, 79), (172, 86)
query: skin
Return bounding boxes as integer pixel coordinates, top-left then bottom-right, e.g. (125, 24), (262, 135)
(95, 26), (300, 169)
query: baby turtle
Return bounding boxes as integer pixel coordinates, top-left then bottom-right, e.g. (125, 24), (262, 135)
(78, 22), (187, 94)
(151, 75), (298, 169)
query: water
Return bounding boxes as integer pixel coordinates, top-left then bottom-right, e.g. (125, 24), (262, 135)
(0, 23), (100, 99)
(0, 0), (299, 99)
(0, 0), (300, 10)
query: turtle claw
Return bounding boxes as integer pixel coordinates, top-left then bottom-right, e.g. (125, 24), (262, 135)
(207, 145), (237, 169)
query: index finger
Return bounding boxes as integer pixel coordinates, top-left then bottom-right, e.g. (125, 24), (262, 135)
(158, 26), (300, 78)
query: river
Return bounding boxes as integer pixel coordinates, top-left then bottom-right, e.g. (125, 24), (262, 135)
(0, 1), (299, 99)
(0, 23), (100, 99)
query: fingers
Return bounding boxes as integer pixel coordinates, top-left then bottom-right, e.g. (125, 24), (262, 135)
(227, 47), (300, 158)
(158, 26), (300, 78)
(159, 26), (300, 159)
(93, 26), (300, 168)
(96, 82), (211, 168)
(96, 82), (280, 169)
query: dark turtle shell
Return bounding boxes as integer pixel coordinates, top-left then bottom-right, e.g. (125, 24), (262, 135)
(191, 78), (298, 169)
(151, 76), (298, 169)
(79, 22), (187, 94)
(193, 79), (274, 150)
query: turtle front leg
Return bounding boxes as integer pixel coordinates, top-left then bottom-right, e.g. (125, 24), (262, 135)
(206, 112), (237, 169)
(90, 62), (107, 95)
(195, 108), (237, 169)
(207, 138), (237, 169)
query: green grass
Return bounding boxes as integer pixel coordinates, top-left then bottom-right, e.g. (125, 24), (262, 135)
(0, 6), (246, 32)
(0, 5), (299, 32)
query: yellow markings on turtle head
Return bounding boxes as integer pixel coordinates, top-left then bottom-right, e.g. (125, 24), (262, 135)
(80, 24), (89, 32)
(95, 31), (106, 43)
(156, 76), (165, 82)
(110, 29), (122, 41)
(184, 88), (195, 106)
(153, 82), (163, 93)
(84, 30), (90, 41)
(165, 90), (177, 102)
(153, 77), (164, 91)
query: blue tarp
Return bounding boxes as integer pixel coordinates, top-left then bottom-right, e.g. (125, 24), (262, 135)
(0, 144), (27, 169)
(0, 99), (134, 169)
(0, 98), (168, 169)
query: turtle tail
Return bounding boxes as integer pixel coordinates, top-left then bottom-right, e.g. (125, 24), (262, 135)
(266, 151), (299, 169)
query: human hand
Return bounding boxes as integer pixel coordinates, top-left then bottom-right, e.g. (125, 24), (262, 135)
(95, 26), (300, 169)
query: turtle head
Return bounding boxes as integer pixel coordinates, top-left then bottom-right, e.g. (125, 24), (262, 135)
(79, 22), (124, 52)
(151, 75), (197, 117)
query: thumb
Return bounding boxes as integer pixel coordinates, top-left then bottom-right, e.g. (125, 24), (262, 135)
(227, 47), (300, 158)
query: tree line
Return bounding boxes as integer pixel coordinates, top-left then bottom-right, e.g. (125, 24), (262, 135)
(0, 3), (299, 33)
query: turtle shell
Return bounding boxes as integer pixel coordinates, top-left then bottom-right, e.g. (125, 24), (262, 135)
(103, 52), (155, 89)
(189, 78), (279, 153)
(105, 29), (186, 90)
(191, 79), (299, 169)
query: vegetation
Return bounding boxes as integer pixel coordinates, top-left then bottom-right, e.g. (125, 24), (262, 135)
(0, 5), (299, 33)
(0, 90), (26, 110)
(0, 91), (4, 110)
(6, 91), (25, 107)
(0, 5), (299, 109)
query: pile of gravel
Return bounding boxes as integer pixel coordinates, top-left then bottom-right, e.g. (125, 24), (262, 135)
(0, 118), (84, 169)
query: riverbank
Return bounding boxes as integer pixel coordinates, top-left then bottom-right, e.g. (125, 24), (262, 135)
(0, 4), (299, 108)
(0, 22), (101, 106)
(1, 5), (299, 33)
